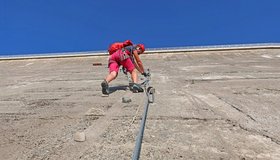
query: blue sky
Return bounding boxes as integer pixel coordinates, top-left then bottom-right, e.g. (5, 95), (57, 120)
(0, 0), (280, 55)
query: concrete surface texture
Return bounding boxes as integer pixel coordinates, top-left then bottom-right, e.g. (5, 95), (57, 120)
(1, 48), (280, 160)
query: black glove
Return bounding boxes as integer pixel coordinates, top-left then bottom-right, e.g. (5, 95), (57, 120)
(142, 72), (149, 77)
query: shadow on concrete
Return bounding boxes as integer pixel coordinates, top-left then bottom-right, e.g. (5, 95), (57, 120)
(109, 85), (129, 94)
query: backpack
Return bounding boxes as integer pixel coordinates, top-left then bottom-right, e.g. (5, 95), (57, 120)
(108, 40), (133, 55)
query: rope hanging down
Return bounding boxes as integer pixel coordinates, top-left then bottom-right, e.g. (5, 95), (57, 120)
(132, 69), (155, 160)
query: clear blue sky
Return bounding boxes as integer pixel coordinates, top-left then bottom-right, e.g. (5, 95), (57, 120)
(1, 0), (280, 55)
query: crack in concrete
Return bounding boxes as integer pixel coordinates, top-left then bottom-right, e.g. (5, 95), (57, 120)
(181, 93), (280, 145)
(225, 119), (280, 145)
(113, 115), (280, 146)
(149, 116), (221, 122)
(216, 96), (256, 122)
(116, 112), (280, 146)
(114, 115), (223, 122)
(263, 88), (280, 92)
(238, 124), (280, 145)
(186, 76), (280, 83)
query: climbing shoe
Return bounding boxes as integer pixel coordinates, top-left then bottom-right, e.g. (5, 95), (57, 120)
(101, 80), (109, 95)
(131, 83), (144, 93)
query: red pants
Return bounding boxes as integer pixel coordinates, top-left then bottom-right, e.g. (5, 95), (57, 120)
(108, 50), (135, 73)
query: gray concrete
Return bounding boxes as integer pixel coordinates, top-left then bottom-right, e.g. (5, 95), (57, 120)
(1, 48), (280, 159)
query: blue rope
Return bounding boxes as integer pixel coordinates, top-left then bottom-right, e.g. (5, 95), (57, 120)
(132, 97), (150, 160)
